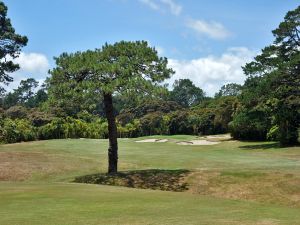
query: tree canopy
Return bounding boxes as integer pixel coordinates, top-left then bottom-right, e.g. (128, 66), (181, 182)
(0, 1), (28, 86)
(233, 5), (300, 146)
(215, 83), (242, 98)
(170, 79), (205, 107)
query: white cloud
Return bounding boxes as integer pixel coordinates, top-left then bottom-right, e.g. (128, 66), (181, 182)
(1, 52), (50, 92)
(139, 0), (160, 11)
(15, 52), (49, 74)
(186, 18), (231, 40)
(167, 47), (257, 96)
(160, 0), (182, 15)
(139, 0), (182, 16)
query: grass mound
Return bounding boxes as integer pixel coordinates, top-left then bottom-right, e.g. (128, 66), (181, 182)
(74, 169), (189, 192)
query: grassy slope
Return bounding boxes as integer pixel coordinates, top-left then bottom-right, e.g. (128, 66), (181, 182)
(0, 137), (300, 224)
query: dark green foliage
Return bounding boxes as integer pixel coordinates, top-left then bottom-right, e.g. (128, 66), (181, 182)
(229, 110), (270, 141)
(212, 96), (240, 133)
(0, 118), (35, 143)
(17, 78), (39, 103)
(116, 96), (239, 137)
(117, 99), (182, 125)
(0, 115), (110, 143)
(0, 1), (28, 84)
(191, 96), (240, 135)
(2, 89), (19, 108)
(169, 110), (193, 135)
(139, 112), (169, 136)
(46, 75), (103, 117)
(2, 78), (48, 109)
(0, 94), (239, 143)
(37, 117), (109, 140)
(232, 6), (300, 145)
(37, 118), (65, 140)
(170, 79), (205, 107)
(47, 41), (173, 117)
(188, 109), (215, 135)
(48, 41), (173, 102)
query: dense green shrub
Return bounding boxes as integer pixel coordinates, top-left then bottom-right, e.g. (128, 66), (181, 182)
(87, 119), (108, 139)
(37, 117), (109, 140)
(37, 118), (66, 140)
(169, 111), (193, 135)
(0, 118), (36, 143)
(117, 119), (140, 138)
(189, 109), (215, 135)
(229, 110), (270, 141)
(139, 112), (168, 136)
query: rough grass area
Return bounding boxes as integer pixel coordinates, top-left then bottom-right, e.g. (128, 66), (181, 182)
(187, 170), (300, 207)
(74, 169), (189, 191)
(0, 136), (300, 224)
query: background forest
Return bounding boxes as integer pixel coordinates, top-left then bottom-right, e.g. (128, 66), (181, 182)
(0, 4), (299, 147)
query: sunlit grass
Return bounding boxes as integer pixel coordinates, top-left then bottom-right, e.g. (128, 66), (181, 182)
(0, 136), (299, 224)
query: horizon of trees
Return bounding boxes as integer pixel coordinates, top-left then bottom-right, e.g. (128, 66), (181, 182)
(0, 1), (299, 153)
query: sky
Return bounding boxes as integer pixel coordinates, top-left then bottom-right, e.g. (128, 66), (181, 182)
(3, 0), (300, 96)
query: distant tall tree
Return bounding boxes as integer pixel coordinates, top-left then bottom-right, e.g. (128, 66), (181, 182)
(0, 85), (5, 107)
(240, 5), (300, 146)
(0, 1), (28, 85)
(170, 79), (205, 107)
(215, 83), (242, 98)
(32, 83), (48, 107)
(2, 78), (47, 108)
(17, 78), (38, 103)
(49, 41), (173, 173)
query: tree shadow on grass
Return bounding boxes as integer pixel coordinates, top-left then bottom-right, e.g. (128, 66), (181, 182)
(239, 142), (281, 150)
(74, 169), (190, 192)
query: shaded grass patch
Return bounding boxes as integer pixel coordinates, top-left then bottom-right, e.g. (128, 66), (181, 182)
(239, 143), (280, 150)
(74, 169), (190, 192)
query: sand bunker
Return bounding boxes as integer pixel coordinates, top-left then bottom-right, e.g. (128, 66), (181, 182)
(156, 139), (168, 143)
(203, 134), (231, 139)
(135, 139), (168, 143)
(177, 140), (220, 145)
(135, 139), (220, 145)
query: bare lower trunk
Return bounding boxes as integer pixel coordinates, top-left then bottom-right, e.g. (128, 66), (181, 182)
(103, 93), (118, 174)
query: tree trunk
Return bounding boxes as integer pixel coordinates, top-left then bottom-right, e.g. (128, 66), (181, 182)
(103, 93), (118, 174)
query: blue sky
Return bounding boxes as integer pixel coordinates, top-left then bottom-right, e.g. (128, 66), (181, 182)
(4, 0), (300, 95)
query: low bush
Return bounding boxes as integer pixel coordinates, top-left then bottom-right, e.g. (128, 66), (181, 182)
(0, 118), (36, 143)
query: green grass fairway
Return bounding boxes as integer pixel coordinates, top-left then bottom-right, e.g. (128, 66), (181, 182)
(0, 136), (300, 224)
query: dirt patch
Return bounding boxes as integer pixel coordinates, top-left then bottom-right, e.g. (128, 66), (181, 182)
(135, 139), (168, 143)
(74, 169), (189, 192)
(177, 140), (220, 145)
